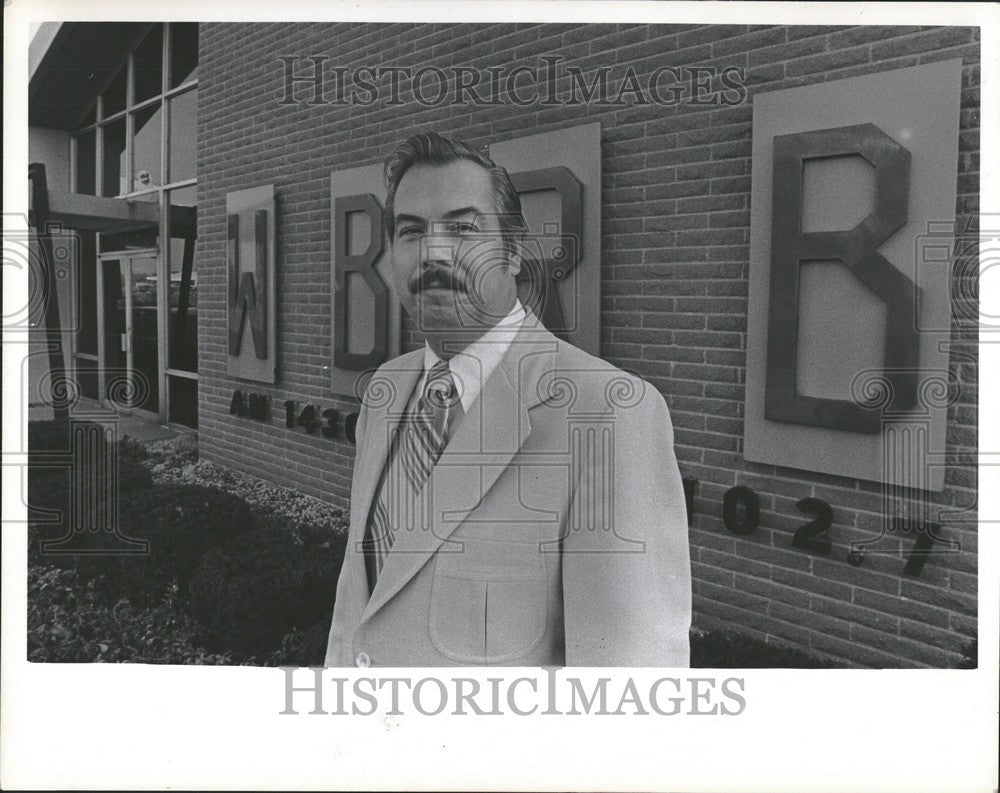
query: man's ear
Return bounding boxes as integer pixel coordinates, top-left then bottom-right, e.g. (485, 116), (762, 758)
(506, 240), (523, 278)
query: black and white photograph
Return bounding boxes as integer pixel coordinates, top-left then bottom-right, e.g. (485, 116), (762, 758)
(3, 1), (998, 791)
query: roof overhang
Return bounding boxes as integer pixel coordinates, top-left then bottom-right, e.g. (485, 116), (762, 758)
(29, 22), (150, 130)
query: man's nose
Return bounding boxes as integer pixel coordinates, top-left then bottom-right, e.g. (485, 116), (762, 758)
(420, 232), (458, 267)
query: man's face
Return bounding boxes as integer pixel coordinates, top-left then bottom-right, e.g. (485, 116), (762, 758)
(389, 159), (517, 337)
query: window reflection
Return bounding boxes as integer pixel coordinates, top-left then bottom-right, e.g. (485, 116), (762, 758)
(133, 103), (162, 189)
(129, 256), (160, 413)
(99, 226), (158, 253)
(170, 23), (199, 88)
(168, 186), (197, 372)
(76, 232), (98, 354)
(168, 90), (197, 183)
(76, 357), (99, 401)
(75, 130), (96, 195)
(134, 25), (164, 103)
(73, 23), (197, 197)
(168, 376), (198, 429)
(102, 260), (127, 375)
(101, 118), (126, 196)
(103, 67), (127, 117)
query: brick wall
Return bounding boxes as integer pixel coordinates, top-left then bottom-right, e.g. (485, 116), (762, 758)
(196, 23), (980, 667)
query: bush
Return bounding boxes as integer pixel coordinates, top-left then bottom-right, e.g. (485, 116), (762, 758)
(264, 620), (332, 667)
(73, 483), (260, 605)
(690, 627), (840, 668)
(116, 435), (155, 492)
(144, 433), (198, 474)
(28, 419), (86, 453)
(189, 525), (347, 658)
(150, 453), (351, 541)
(28, 421), (152, 493)
(27, 424), (353, 666)
(28, 423), (153, 564)
(27, 564), (234, 664)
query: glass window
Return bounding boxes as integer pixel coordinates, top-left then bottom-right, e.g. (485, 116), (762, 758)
(129, 256), (160, 413)
(169, 23), (199, 88)
(134, 25), (164, 103)
(102, 260), (128, 376)
(168, 184), (196, 206)
(79, 105), (96, 129)
(168, 187), (197, 372)
(167, 90), (197, 183)
(102, 66), (127, 117)
(75, 130), (96, 195)
(168, 376), (198, 428)
(101, 119), (127, 197)
(76, 232), (98, 354)
(132, 103), (162, 190)
(75, 357), (99, 401)
(99, 226), (158, 254)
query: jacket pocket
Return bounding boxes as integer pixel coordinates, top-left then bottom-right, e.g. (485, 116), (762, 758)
(428, 538), (547, 663)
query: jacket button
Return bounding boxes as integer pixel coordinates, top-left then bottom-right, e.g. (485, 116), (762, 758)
(354, 651), (371, 668)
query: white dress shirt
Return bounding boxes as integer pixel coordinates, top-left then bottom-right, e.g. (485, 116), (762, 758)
(419, 299), (528, 414)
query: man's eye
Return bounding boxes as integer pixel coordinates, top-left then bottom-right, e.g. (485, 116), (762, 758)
(397, 227), (420, 238)
(450, 222), (477, 234)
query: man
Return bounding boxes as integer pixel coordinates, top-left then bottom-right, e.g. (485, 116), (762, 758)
(325, 132), (691, 667)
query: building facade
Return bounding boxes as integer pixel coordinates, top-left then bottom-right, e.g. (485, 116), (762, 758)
(28, 21), (980, 668)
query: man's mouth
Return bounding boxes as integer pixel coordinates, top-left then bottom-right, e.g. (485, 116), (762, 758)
(411, 267), (468, 295)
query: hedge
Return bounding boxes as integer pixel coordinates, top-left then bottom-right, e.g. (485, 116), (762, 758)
(73, 483), (262, 605)
(26, 421), (855, 668)
(27, 565), (234, 664)
(189, 524), (346, 658)
(28, 422), (153, 565)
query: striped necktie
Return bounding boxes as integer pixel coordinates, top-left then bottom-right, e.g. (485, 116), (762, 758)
(364, 359), (461, 592)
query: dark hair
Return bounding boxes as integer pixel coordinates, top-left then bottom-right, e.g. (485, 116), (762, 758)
(383, 131), (525, 253)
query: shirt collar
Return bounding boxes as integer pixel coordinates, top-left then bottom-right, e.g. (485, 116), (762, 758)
(421, 300), (527, 413)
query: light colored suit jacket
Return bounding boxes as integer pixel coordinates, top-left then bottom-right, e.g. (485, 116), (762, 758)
(325, 317), (691, 667)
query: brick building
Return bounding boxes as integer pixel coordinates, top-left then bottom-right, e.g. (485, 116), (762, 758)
(28, 22), (980, 667)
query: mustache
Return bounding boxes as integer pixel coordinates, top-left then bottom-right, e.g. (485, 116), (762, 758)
(410, 264), (470, 295)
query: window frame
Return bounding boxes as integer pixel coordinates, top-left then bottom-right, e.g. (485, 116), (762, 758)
(70, 23), (199, 199)
(67, 22), (200, 431)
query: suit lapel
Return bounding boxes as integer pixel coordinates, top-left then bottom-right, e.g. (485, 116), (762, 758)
(361, 317), (560, 623)
(347, 352), (423, 598)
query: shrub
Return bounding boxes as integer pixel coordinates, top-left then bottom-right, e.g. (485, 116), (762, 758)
(189, 525), (347, 658)
(28, 419), (85, 453)
(144, 433), (198, 474)
(27, 564), (234, 664)
(28, 423), (154, 564)
(74, 483), (260, 605)
(151, 454), (351, 541)
(116, 435), (155, 492)
(264, 620), (332, 667)
(28, 421), (152, 493)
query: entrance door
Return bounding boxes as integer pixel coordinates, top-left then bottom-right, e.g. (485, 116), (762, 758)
(101, 253), (160, 416)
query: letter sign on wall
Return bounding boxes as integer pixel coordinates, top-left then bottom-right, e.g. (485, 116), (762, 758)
(744, 60), (962, 491)
(329, 165), (401, 398)
(327, 122), (602, 398)
(333, 193), (390, 371)
(766, 123), (919, 433)
(491, 121), (602, 357)
(226, 185), (277, 383)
